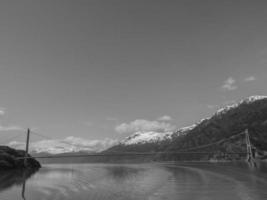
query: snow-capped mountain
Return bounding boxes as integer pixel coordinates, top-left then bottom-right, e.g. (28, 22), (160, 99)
(106, 96), (267, 157)
(106, 124), (196, 153)
(119, 119), (200, 146)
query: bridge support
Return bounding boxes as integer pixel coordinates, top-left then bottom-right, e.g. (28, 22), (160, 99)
(24, 128), (30, 167)
(245, 129), (256, 168)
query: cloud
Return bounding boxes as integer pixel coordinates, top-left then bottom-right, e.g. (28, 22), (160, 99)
(0, 125), (23, 131)
(157, 115), (172, 121)
(223, 100), (236, 105)
(8, 137), (118, 154)
(63, 137), (118, 152)
(0, 107), (6, 116)
(115, 119), (176, 134)
(244, 76), (256, 82)
(207, 105), (217, 109)
(106, 117), (118, 121)
(222, 77), (238, 91)
(84, 121), (93, 127)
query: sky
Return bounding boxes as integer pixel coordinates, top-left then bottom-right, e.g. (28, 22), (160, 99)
(0, 0), (267, 150)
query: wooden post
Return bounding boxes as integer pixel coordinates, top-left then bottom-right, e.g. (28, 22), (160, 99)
(24, 128), (30, 167)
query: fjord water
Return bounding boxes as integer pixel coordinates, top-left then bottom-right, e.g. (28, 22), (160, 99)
(0, 162), (267, 200)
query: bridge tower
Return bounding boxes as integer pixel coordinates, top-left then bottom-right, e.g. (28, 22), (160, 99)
(245, 129), (257, 168)
(24, 128), (30, 166)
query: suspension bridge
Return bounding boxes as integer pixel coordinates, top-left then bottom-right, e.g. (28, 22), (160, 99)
(0, 128), (260, 200)
(0, 128), (258, 164)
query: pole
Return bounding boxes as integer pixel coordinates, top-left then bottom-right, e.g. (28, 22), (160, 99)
(24, 128), (30, 167)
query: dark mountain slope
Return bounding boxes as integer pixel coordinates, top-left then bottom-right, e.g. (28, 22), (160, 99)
(167, 96), (267, 152)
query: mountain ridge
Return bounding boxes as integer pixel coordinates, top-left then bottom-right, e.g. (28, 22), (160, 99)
(116, 96), (267, 147)
(12, 96), (267, 161)
(105, 96), (267, 161)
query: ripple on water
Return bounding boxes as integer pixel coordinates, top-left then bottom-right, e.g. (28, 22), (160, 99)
(0, 163), (267, 200)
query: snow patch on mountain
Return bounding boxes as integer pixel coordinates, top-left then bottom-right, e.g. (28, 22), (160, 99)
(216, 95), (267, 115)
(120, 124), (197, 145)
(121, 131), (173, 145)
(179, 124), (196, 132)
(242, 95), (267, 103)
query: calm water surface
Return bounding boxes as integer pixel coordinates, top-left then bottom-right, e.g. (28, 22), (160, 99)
(0, 162), (267, 200)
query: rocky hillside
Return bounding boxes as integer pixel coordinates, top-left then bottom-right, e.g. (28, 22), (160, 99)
(0, 146), (41, 170)
(105, 96), (267, 161)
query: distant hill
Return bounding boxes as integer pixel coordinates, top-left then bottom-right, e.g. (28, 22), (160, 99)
(32, 151), (97, 164)
(8, 136), (116, 155)
(105, 96), (267, 161)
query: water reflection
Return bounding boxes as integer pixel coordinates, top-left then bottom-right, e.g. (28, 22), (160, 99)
(163, 162), (267, 200)
(0, 169), (38, 193)
(104, 166), (145, 182)
(0, 168), (39, 200)
(0, 163), (267, 200)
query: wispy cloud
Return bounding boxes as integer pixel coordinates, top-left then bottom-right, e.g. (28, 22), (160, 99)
(0, 108), (23, 131)
(8, 136), (118, 153)
(244, 76), (256, 82)
(0, 125), (23, 131)
(223, 100), (236, 105)
(222, 77), (238, 91)
(106, 117), (118, 122)
(84, 121), (93, 127)
(0, 107), (5, 116)
(115, 119), (176, 134)
(157, 115), (172, 121)
(207, 105), (217, 109)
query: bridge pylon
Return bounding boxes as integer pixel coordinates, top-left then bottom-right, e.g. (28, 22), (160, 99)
(24, 128), (30, 167)
(245, 129), (257, 168)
